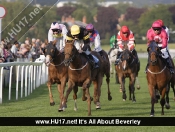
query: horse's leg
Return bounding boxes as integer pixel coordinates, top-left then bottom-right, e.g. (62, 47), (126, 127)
(136, 77), (140, 90)
(62, 80), (75, 110)
(149, 85), (155, 116)
(160, 88), (166, 115)
(165, 84), (170, 109)
(58, 78), (67, 112)
(106, 72), (112, 101)
(73, 85), (78, 111)
(82, 79), (91, 116)
(119, 77), (126, 101)
(47, 82), (55, 106)
(93, 80), (98, 105)
(130, 76), (136, 102)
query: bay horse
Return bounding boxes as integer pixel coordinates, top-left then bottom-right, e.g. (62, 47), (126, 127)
(146, 40), (173, 116)
(62, 40), (105, 116)
(108, 47), (119, 84)
(115, 48), (140, 102)
(44, 41), (68, 111)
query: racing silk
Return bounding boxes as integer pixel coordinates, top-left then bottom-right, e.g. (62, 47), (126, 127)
(117, 30), (135, 51)
(163, 26), (169, 41)
(110, 35), (116, 48)
(89, 30), (102, 52)
(48, 24), (67, 51)
(66, 27), (90, 52)
(147, 28), (168, 48)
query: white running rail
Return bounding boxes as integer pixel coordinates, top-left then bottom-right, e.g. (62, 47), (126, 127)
(0, 61), (48, 103)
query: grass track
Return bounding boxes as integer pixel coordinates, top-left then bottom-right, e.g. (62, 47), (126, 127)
(0, 58), (175, 131)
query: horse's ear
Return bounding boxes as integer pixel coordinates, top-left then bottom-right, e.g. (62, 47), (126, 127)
(52, 40), (57, 46)
(147, 47), (150, 52)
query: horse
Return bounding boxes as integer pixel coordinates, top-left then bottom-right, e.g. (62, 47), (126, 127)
(146, 40), (173, 116)
(44, 41), (68, 112)
(62, 40), (104, 116)
(108, 47), (119, 84)
(115, 48), (140, 102)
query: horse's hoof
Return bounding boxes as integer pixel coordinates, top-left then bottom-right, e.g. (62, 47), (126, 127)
(119, 89), (122, 93)
(150, 114), (154, 117)
(96, 107), (101, 110)
(74, 107), (78, 111)
(132, 100), (136, 103)
(50, 102), (55, 106)
(165, 104), (170, 109)
(108, 96), (112, 101)
(161, 112), (164, 115)
(137, 85), (140, 90)
(123, 99), (126, 101)
(58, 109), (63, 112)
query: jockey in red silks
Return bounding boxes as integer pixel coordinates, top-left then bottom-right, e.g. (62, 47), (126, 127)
(115, 25), (138, 64)
(146, 21), (174, 74)
(48, 22), (67, 52)
(85, 23), (103, 57)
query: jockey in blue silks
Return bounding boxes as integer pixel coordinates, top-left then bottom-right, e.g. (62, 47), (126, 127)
(85, 23), (103, 57)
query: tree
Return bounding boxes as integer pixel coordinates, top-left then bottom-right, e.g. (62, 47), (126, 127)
(95, 7), (119, 39)
(138, 4), (173, 38)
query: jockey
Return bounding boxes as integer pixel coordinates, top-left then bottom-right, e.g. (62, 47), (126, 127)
(85, 23), (103, 57)
(146, 21), (174, 74)
(108, 35), (118, 55)
(48, 22), (67, 52)
(115, 25), (138, 64)
(66, 24), (99, 69)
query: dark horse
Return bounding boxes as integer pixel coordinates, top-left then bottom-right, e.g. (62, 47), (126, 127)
(44, 41), (68, 111)
(63, 40), (105, 116)
(146, 40), (174, 116)
(115, 48), (140, 102)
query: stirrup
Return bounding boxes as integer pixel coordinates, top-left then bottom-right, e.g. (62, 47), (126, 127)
(170, 69), (174, 74)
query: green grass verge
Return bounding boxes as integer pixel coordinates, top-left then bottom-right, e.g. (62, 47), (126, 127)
(0, 58), (175, 131)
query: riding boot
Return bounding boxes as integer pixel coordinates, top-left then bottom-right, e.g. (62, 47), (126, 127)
(99, 50), (103, 57)
(132, 49), (139, 63)
(115, 51), (122, 65)
(88, 54), (99, 69)
(166, 57), (174, 74)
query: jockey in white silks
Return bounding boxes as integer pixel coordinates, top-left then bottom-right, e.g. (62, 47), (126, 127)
(48, 22), (67, 52)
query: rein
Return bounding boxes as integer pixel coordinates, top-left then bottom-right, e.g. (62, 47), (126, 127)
(69, 62), (88, 70)
(147, 66), (166, 74)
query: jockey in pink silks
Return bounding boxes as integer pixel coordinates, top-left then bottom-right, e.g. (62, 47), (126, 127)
(146, 21), (174, 74)
(48, 22), (67, 52)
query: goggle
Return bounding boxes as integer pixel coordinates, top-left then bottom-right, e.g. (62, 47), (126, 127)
(122, 32), (128, 34)
(153, 28), (161, 31)
(52, 29), (61, 33)
(87, 30), (93, 33)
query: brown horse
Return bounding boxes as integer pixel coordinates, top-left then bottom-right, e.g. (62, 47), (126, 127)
(44, 41), (68, 111)
(62, 40), (104, 116)
(115, 48), (140, 102)
(146, 41), (173, 116)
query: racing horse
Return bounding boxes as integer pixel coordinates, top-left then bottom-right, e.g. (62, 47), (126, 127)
(44, 41), (68, 111)
(115, 48), (140, 102)
(108, 47), (119, 84)
(146, 40), (173, 116)
(62, 40), (104, 116)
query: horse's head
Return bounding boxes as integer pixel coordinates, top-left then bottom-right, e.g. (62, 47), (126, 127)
(147, 40), (161, 66)
(120, 49), (133, 70)
(44, 41), (58, 66)
(64, 40), (76, 66)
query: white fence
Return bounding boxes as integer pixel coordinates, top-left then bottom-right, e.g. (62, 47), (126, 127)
(0, 61), (48, 104)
